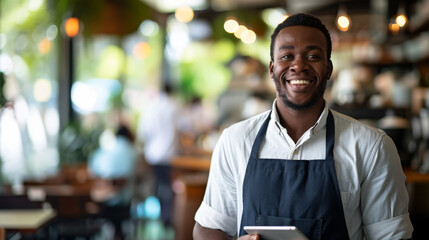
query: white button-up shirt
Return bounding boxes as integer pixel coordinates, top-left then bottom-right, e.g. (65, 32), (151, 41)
(137, 91), (179, 165)
(195, 100), (413, 240)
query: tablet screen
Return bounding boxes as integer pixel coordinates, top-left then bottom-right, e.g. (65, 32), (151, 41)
(244, 226), (309, 240)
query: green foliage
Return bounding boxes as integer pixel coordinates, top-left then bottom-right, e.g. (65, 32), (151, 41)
(179, 57), (231, 101)
(58, 121), (103, 166)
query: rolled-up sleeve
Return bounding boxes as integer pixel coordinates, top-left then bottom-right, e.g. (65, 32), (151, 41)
(361, 134), (413, 240)
(194, 129), (239, 237)
(363, 214), (413, 240)
(195, 202), (237, 236)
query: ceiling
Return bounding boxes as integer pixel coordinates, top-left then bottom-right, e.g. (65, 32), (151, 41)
(205, 0), (372, 13)
(205, 0), (418, 42)
(83, 0), (418, 41)
(200, 0), (376, 38)
(209, 0), (414, 15)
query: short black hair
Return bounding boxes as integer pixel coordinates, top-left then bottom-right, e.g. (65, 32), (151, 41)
(270, 13), (332, 61)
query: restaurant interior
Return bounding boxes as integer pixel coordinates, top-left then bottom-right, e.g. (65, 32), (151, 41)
(1, 0), (429, 239)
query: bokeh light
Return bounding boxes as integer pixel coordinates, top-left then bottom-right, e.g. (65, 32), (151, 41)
(38, 37), (51, 54)
(224, 19), (239, 33)
(395, 14), (407, 27)
(241, 30), (256, 44)
(175, 6), (194, 23)
(46, 25), (58, 40)
(337, 15), (351, 31)
(262, 8), (288, 27)
(234, 25), (248, 39)
(71, 82), (97, 114)
(389, 22), (400, 34)
(33, 78), (52, 102)
(64, 17), (80, 37)
(144, 196), (161, 220)
(71, 79), (122, 114)
(133, 42), (151, 60)
(139, 20), (160, 37)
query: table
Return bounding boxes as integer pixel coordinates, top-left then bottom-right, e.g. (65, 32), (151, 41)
(0, 208), (56, 239)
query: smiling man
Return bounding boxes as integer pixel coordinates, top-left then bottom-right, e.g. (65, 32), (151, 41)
(193, 13), (413, 240)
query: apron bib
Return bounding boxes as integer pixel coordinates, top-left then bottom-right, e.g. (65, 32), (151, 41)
(239, 111), (349, 240)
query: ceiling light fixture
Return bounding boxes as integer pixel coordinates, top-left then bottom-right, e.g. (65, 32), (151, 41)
(395, 4), (407, 28)
(336, 5), (351, 32)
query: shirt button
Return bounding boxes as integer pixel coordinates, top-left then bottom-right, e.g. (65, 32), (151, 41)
(293, 149), (298, 155)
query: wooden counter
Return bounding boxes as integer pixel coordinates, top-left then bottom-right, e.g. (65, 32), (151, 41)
(404, 168), (429, 183)
(171, 157), (429, 184)
(171, 155), (211, 172)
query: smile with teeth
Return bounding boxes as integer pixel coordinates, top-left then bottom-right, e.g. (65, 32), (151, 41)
(289, 80), (311, 85)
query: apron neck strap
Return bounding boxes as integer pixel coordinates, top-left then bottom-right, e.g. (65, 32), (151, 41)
(250, 110), (335, 160)
(325, 110), (335, 160)
(249, 111), (272, 159)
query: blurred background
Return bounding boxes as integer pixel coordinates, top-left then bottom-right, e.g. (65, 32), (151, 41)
(1, 0), (429, 239)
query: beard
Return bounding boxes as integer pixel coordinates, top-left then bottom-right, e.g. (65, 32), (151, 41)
(274, 73), (327, 110)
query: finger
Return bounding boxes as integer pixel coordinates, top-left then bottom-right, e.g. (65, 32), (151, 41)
(249, 234), (260, 240)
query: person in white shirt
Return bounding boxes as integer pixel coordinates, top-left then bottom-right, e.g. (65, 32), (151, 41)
(137, 84), (180, 227)
(193, 13), (413, 240)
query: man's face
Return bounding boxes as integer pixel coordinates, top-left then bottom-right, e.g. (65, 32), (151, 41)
(269, 26), (333, 110)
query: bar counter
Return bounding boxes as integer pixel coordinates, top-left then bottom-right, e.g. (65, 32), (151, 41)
(171, 155), (429, 183)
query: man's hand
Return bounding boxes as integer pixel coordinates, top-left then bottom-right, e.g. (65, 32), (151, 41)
(193, 222), (260, 240)
(237, 234), (260, 240)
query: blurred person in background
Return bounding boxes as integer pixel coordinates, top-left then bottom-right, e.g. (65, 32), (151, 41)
(88, 123), (138, 240)
(137, 83), (180, 228)
(89, 124), (137, 181)
(177, 95), (217, 154)
(178, 95), (216, 138)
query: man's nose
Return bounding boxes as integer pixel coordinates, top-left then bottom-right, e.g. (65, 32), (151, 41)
(290, 57), (308, 72)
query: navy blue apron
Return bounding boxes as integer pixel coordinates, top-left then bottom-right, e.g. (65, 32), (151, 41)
(239, 111), (349, 240)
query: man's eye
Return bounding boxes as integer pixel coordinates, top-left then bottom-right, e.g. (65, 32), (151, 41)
(280, 55), (293, 60)
(308, 54), (321, 60)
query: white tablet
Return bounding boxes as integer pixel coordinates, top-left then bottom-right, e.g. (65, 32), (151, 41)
(244, 226), (309, 240)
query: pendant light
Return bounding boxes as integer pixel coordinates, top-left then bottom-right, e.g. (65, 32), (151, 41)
(395, 4), (407, 28)
(336, 5), (351, 32)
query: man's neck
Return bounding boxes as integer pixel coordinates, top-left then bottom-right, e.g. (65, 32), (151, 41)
(276, 100), (325, 143)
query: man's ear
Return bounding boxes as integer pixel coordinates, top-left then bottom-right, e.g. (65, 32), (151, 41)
(327, 60), (333, 80)
(269, 60), (274, 79)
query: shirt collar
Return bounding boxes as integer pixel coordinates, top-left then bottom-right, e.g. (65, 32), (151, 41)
(270, 99), (329, 135)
